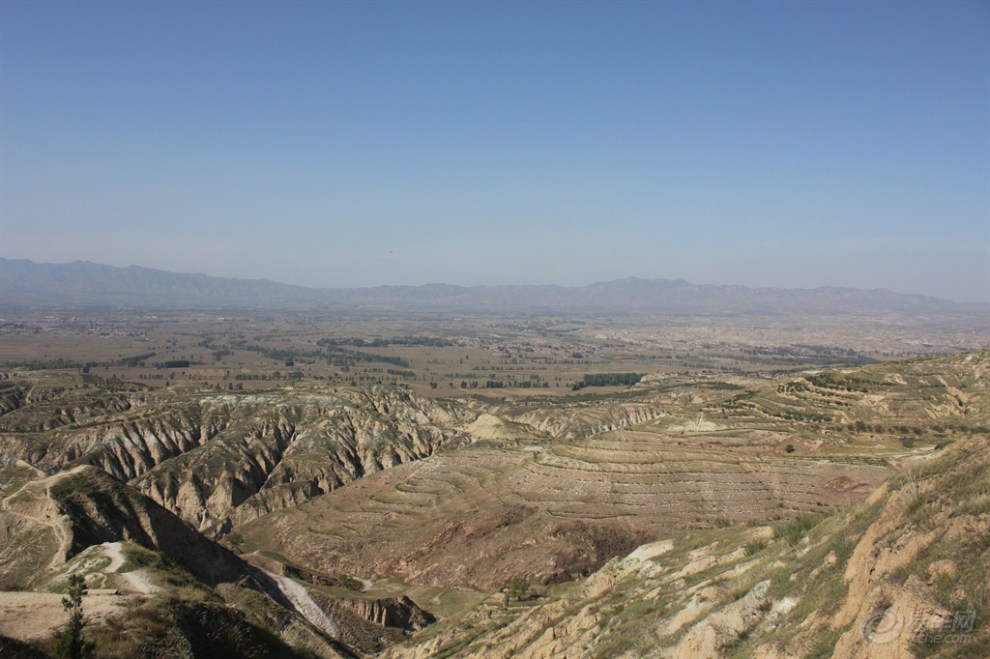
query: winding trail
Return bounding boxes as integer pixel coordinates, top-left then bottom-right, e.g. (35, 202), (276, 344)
(117, 570), (156, 594)
(40, 467), (89, 572)
(99, 541), (157, 594)
(0, 466), (86, 574)
(101, 541), (126, 573)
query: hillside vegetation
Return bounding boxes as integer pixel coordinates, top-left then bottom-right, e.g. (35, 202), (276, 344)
(0, 349), (986, 657)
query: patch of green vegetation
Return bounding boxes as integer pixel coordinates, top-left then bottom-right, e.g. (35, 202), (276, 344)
(774, 515), (819, 546)
(571, 372), (644, 391)
(502, 576), (530, 602)
(745, 540), (768, 556)
(699, 381), (745, 391)
(833, 534), (856, 566)
(742, 500), (884, 654)
(906, 489), (929, 519)
(117, 543), (160, 572)
(53, 573), (95, 659)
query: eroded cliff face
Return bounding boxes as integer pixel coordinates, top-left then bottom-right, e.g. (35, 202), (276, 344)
(340, 595), (435, 631)
(0, 383), (479, 538)
(49, 466), (249, 585)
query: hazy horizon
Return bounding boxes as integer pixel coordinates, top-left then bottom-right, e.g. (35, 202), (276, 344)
(1, 1), (987, 302)
(5, 256), (989, 308)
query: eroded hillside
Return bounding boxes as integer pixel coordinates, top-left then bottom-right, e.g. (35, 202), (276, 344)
(0, 460), (439, 657)
(377, 436), (989, 658)
(1, 350), (986, 658)
(0, 381), (478, 537)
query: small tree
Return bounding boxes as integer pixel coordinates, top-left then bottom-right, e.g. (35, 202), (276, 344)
(53, 574), (95, 659)
(503, 576), (530, 602)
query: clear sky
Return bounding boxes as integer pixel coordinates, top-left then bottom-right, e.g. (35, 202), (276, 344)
(1, 1), (987, 302)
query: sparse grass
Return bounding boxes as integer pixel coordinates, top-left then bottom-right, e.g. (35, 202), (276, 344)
(804, 625), (847, 659)
(774, 514), (819, 546)
(745, 540), (768, 556)
(906, 489), (929, 518)
(117, 543), (160, 572)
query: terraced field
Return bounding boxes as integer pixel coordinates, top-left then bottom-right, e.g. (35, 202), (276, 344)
(238, 430), (891, 591)
(240, 351), (988, 598)
(523, 434), (885, 517)
(715, 353), (987, 432)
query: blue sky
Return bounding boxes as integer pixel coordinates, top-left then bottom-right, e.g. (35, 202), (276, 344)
(1, 1), (987, 301)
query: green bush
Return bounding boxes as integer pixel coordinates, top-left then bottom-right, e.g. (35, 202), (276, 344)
(745, 540), (768, 556)
(53, 574), (95, 659)
(503, 576), (530, 602)
(774, 515), (818, 546)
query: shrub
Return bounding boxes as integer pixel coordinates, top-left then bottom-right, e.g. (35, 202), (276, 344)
(745, 540), (768, 556)
(775, 515), (818, 546)
(53, 574), (95, 659)
(503, 576), (530, 602)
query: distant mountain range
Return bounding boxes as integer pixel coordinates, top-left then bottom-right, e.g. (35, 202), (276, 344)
(0, 258), (984, 315)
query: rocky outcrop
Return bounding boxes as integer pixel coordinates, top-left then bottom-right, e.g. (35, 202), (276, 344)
(0, 381), (27, 416)
(341, 596), (436, 632)
(245, 558), (437, 654)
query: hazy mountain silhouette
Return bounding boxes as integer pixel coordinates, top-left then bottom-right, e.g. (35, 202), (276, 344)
(0, 258), (981, 315)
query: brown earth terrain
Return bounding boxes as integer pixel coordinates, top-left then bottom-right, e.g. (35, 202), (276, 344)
(0, 330), (986, 658)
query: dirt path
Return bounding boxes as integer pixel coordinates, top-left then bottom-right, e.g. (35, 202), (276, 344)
(117, 570), (156, 594)
(40, 468), (87, 573)
(101, 542), (125, 573)
(99, 542), (157, 594)
(0, 467), (84, 575)
(0, 542), (159, 645)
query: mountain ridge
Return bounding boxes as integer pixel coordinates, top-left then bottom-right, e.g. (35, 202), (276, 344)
(1, 257), (983, 315)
